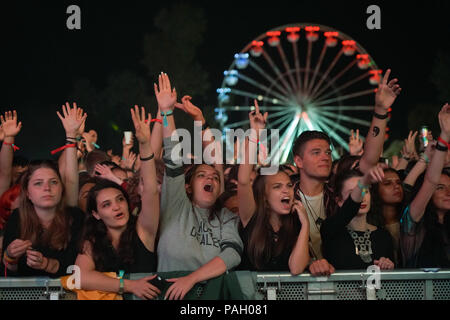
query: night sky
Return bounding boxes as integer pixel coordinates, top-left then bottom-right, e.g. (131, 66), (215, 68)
(1, 1), (449, 159)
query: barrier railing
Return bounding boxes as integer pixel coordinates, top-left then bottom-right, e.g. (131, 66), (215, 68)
(1, 269), (449, 300)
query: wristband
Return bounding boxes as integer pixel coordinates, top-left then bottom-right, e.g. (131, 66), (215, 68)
(435, 142), (448, 152)
(419, 153), (430, 164)
(3, 251), (19, 265)
(437, 137), (450, 149)
(373, 112), (389, 120)
(160, 110), (173, 127)
(51, 143), (76, 155)
(201, 121), (209, 131)
(145, 119), (163, 124)
(118, 270), (125, 295)
(140, 153), (155, 162)
(3, 142), (20, 152)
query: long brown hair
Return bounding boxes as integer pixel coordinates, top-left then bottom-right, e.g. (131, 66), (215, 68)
(19, 160), (71, 251)
(247, 169), (298, 270)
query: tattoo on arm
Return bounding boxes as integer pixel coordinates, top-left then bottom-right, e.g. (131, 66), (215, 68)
(372, 126), (380, 137)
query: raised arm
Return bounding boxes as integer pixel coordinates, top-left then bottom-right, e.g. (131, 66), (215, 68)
(348, 129), (364, 156)
(154, 72), (177, 140)
(0, 111), (22, 196)
(56, 102), (87, 207)
(289, 200), (310, 275)
(175, 95), (225, 193)
(238, 99), (267, 227)
(359, 69), (402, 172)
(409, 103), (450, 222)
(131, 105), (159, 252)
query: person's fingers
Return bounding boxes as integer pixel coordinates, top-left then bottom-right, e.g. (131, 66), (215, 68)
(165, 73), (172, 91)
(388, 78), (398, 87)
(56, 111), (64, 123)
(356, 129), (360, 140)
(382, 69), (391, 85)
(254, 99), (260, 114)
(158, 73), (164, 91)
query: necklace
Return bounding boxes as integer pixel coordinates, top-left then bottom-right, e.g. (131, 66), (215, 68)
(298, 189), (324, 230)
(347, 226), (373, 264)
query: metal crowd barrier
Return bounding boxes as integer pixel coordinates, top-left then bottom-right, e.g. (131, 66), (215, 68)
(0, 269), (449, 300)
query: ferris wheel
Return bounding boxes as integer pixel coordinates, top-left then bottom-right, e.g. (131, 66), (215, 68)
(216, 23), (383, 162)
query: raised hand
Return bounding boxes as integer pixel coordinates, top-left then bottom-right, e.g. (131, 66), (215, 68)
(0, 110), (22, 138)
(249, 99), (268, 131)
(438, 103), (450, 141)
(56, 102), (87, 137)
(122, 134), (134, 151)
(349, 129), (364, 156)
(121, 151), (137, 170)
(402, 131), (419, 160)
(0, 125), (4, 141)
(375, 69), (402, 113)
(154, 72), (177, 112)
(174, 95), (204, 122)
(130, 105), (151, 144)
(94, 164), (123, 185)
(361, 163), (387, 186)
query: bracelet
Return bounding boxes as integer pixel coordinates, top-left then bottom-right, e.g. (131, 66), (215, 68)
(201, 121), (209, 131)
(118, 270), (125, 295)
(51, 143), (77, 155)
(437, 137), (450, 149)
(140, 153), (155, 162)
(435, 142), (448, 152)
(357, 179), (370, 198)
(145, 119), (163, 124)
(3, 142), (20, 152)
(419, 153), (430, 164)
(373, 112), (389, 120)
(3, 251), (19, 265)
(160, 110), (174, 127)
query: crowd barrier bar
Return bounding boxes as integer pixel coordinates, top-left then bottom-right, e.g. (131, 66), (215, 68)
(0, 269), (449, 300)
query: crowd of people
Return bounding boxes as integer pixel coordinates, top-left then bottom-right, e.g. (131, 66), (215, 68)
(0, 71), (449, 300)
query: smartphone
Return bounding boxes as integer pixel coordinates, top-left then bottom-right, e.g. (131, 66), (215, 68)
(421, 126), (429, 148)
(148, 276), (170, 291)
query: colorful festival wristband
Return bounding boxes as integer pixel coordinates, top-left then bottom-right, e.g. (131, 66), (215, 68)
(3, 142), (20, 152)
(51, 143), (77, 155)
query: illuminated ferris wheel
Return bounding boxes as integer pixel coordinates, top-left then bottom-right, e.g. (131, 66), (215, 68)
(216, 23), (383, 162)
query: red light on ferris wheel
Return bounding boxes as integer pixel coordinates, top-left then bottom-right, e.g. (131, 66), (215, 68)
(369, 69), (383, 85)
(324, 31), (339, 47)
(357, 54), (370, 70)
(342, 40), (356, 56)
(250, 41), (264, 57)
(305, 26), (320, 42)
(266, 31), (281, 47)
(285, 27), (301, 43)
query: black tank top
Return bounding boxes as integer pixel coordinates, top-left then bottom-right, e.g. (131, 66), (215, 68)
(97, 233), (156, 274)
